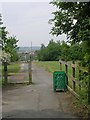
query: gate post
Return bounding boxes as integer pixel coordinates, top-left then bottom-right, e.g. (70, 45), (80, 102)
(65, 63), (68, 87)
(28, 53), (32, 84)
(60, 62), (62, 71)
(72, 61), (76, 91)
(4, 61), (8, 85)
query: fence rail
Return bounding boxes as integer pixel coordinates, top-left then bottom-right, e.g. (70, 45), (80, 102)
(59, 60), (88, 100)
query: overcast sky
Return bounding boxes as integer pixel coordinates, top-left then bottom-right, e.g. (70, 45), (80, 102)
(1, 1), (66, 47)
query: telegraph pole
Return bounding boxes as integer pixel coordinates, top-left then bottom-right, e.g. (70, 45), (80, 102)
(28, 42), (32, 84)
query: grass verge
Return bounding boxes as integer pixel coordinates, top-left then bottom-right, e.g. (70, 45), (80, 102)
(0, 62), (20, 85)
(34, 61), (60, 73)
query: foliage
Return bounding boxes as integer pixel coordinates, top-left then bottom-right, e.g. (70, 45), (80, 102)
(1, 26), (8, 50)
(5, 36), (19, 62)
(0, 14), (19, 62)
(36, 39), (85, 62)
(69, 43), (84, 61)
(49, 1), (90, 66)
(49, 1), (90, 41)
(37, 40), (61, 61)
(0, 51), (11, 63)
(46, 40), (61, 61)
(60, 41), (70, 61)
(37, 44), (47, 61)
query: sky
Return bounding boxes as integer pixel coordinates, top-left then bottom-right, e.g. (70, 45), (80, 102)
(1, 1), (67, 47)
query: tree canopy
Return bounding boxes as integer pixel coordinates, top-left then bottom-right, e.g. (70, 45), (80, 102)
(36, 39), (85, 62)
(0, 14), (19, 62)
(49, 1), (90, 44)
(49, 1), (90, 65)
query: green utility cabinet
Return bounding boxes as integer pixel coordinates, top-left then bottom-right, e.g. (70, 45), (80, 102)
(53, 71), (67, 92)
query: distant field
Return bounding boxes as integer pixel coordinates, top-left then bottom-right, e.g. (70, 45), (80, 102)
(34, 61), (86, 80)
(34, 61), (60, 73)
(34, 61), (78, 75)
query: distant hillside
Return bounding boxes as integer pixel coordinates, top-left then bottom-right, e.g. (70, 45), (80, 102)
(18, 46), (40, 53)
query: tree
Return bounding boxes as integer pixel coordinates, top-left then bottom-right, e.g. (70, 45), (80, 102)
(0, 14), (10, 62)
(60, 41), (70, 61)
(49, 1), (90, 59)
(49, 0), (90, 112)
(69, 43), (84, 61)
(5, 36), (19, 62)
(0, 14), (9, 50)
(37, 40), (62, 61)
(49, 2), (90, 42)
(46, 39), (61, 61)
(0, 14), (19, 62)
(37, 44), (47, 61)
(1, 26), (8, 51)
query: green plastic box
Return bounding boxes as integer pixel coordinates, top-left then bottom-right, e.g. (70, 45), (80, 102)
(53, 71), (67, 92)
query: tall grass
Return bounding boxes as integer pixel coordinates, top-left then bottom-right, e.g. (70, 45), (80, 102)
(34, 61), (60, 73)
(0, 62), (20, 85)
(2, 62), (20, 75)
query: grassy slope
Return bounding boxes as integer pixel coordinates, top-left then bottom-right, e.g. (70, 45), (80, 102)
(7, 62), (20, 75)
(34, 61), (60, 73)
(34, 61), (78, 79)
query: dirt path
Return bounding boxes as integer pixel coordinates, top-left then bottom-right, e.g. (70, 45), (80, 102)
(2, 62), (79, 118)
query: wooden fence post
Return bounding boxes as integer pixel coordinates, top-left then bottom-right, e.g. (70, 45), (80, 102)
(79, 70), (81, 92)
(60, 62), (62, 71)
(65, 63), (68, 86)
(65, 64), (68, 74)
(72, 62), (76, 91)
(4, 61), (8, 85)
(28, 54), (32, 84)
